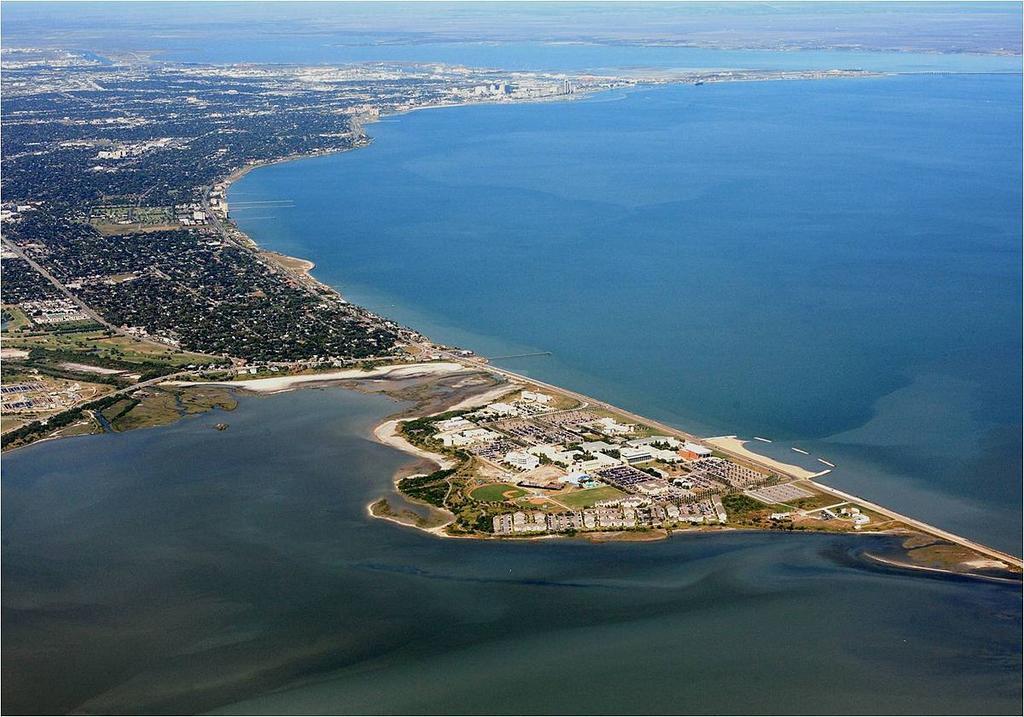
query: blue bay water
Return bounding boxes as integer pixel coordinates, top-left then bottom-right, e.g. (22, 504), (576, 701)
(3, 1), (1022, 73)
(2, 390), (1020, 714)
(124, 42), (1024, 73)
(231, 74), (1022, 553)
(0, 17), (1019, 712)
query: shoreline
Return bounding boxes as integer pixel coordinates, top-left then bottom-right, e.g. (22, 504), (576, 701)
(214, 70), (891, 334)
(345, 365), (1022, 572)
(202, 75), (1020, 567)
(704, 435), (821, 480)
(372, 418), (457, 471)
(217, 66), (887, 217)
(862, 551), (1023, 585)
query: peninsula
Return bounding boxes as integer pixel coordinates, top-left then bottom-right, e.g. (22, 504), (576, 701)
(1, 49), (1017, 583)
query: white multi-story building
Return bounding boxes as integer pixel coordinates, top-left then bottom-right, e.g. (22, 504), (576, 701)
(520, 390), (552, 404)
(505, 450), (541, 471)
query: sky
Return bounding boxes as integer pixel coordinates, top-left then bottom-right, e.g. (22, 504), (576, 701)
(2, 2), (1021, 57)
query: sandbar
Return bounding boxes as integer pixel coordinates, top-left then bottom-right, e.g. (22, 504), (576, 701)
(166, 361), (466, 394)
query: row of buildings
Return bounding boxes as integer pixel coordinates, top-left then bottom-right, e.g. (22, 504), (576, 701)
(492, 496), (728, 536)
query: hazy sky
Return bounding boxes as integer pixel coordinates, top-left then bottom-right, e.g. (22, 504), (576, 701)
(2, 2), (1021, 56)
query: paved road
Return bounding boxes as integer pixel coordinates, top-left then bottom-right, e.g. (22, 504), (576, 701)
(5, 242), (119, 332)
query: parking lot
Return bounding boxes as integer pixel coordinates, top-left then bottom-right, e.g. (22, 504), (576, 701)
(747, 482), (814, 504)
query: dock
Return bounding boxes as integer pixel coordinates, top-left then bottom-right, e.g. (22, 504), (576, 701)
(486, 351), (553, 361)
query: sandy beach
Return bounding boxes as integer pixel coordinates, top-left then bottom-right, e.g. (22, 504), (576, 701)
(704, 435), (818, 480)
(372, 418), (457, 471)
(862, 552), (1021, 584)
(166, 361), (466, 394)
(443, 383), (520, 412)
(261, 250), (315, 276)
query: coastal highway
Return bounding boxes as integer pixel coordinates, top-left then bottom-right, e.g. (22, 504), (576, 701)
(444, 352), (1024, 569)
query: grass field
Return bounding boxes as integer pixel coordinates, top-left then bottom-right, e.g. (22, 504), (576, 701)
(51, 419), (102, 439)
(514, 497), (565, 513)
(1, 305), (33, 333)
(1, 416), (29, 433)
(722, 493), (770, 516)
(3, 329), (215, 366)
(555, 485), (626, 509)
(788, 492), (846, 511)
(470, 483), (527, 502)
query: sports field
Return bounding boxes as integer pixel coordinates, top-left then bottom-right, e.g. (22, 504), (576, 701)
(469, 483), (526, 502)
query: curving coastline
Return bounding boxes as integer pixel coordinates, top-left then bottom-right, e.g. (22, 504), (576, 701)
(205, 76), (1021, 574)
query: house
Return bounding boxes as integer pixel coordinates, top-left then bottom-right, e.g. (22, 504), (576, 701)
(712, 496), (728, 523)
(529, 444), (576, 466)
(560, 471), (591, 486)
(648, 447), (682, 463)
(620, 496), (648, 509)
(546, 512), (582, 532)
(572, 452), (620, 472)
(493, 514), (514, 534)
(579, 440), (618, 453)
(635, 480), (670, 496)
(440, 427), (499, 447)
(629, 435), (682, 449)
(511, 511), (547, 533)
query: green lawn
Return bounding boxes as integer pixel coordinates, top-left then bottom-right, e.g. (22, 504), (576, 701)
(556, 485), (626, 509)
(722, 493), (769, 516)
(4, 329), (216, 366)
(469, 483), (526, 502)
(1, 305), (33, 333)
